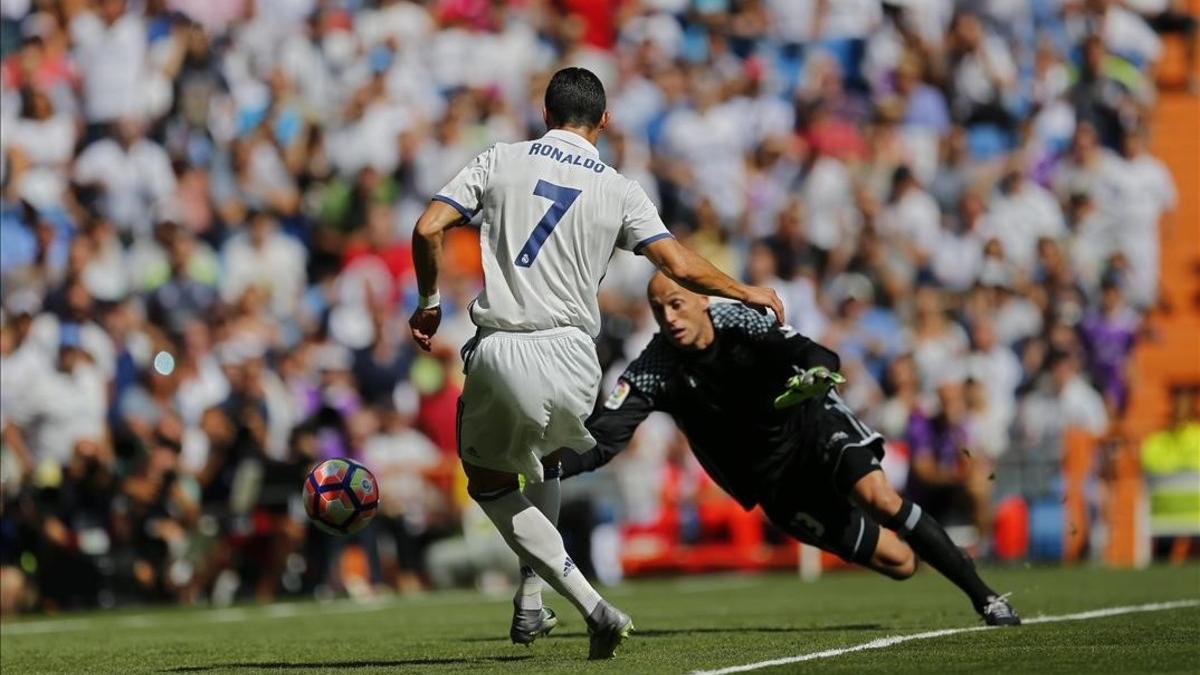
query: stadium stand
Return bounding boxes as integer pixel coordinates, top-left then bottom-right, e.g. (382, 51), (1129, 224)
(0, 0), (1196, 613)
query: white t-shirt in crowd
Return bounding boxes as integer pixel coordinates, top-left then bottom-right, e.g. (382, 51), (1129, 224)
(881, 188), (942, 259)
(953, 36), (1016, 105)
(221, 228), (308, 317)
(772, 275), (827, 341)
(27, 314), (117, 381)
(357, 0), (434, 48)
(71, 11), (146, 122)
(993, 294), (1044, 346)
(803, 156), (854, 251)
(363, 428), (442, 522)
(1019, 375), (1109, 443)
(619, 11), (685, 59)
(1111, 152), (1176, 303)
(661, 102), (747, 222)
(0, 340), (47, 427)
(6, 362), (108, 467)
(4, 114), (77, 208)
(7, 115), (76, 167)
(820, 0), (881, 39)
(966, 345), (1023, 418)
(74, 137), (176, 235)
(932, 228), (986, 291)
(984, 181), (1066, 271)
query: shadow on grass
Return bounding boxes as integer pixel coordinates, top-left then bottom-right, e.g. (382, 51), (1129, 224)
(460, 623), (885, 642)
(164, 654), (533, 672)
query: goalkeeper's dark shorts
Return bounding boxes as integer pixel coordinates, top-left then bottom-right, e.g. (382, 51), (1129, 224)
(760, 392), (886, 565)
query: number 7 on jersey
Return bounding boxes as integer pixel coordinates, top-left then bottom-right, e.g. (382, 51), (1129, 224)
(515, 179), (582, 267)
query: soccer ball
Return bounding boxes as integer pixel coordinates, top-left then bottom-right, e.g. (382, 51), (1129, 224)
(303, 458), (379, 536)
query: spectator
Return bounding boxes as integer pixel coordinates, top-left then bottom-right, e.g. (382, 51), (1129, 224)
(932, 189), (987, 291)
(1114, 126), (1176, 306)
(824, 273), (903, 383)
(871, 352), (920, 441)
(965, 376), (1009, 460)
(905, 377), (992, 537)
(1068, 34), (1151, 148)
(68, 0), (150, 127)
(1079, 278), (1140, 415)
(146, 231), (218, 334)
(4, 87), (76, 210)
(1017, 350), (1109, 451)
(908, 284), (970, 392)
(220, 210), (307, 319)
(947, 12), (1018, 130)
(879, 165), (941, 268)
(965, 317), (1022, 426)
(6, 323), (108, 469)
(74, 116), (176, 236)
(983, 161), (1067, 274)
(1141, 386), (1200, 558)
(363, 386), (454, 592)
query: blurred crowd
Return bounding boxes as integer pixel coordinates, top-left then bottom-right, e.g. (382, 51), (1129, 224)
(0, 0), (1191, 614)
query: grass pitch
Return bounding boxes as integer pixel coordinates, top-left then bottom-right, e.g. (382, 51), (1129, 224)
(2, 564), (1198, 674)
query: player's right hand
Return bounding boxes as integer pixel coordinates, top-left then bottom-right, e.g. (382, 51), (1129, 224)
(409, 306), (442, 351)
(741, 285), (785, 326)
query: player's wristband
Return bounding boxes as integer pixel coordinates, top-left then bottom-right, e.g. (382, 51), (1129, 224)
(418, 291), (441, 309)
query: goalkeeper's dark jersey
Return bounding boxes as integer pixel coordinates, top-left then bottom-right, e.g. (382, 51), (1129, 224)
(572, 302), (841, 508)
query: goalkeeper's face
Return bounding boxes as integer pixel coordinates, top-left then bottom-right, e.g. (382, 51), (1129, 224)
(648, 273), (713, 350)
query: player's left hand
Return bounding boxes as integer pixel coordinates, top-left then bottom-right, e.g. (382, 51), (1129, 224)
(773, 366), (846, 409)
(409, 306), (442, 351)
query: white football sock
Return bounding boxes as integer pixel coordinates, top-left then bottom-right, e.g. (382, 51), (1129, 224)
(515, 472), (561, 610)
(477, 486), (601, 618)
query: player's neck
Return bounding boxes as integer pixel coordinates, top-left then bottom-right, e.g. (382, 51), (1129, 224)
(552, 124), (601, 149)
(693, 319), (716, 351)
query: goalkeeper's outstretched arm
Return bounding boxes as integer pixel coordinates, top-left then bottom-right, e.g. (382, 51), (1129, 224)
(560, 384), (656, 479)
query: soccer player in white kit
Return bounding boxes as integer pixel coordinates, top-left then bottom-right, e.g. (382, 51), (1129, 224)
(408, 68), (784, 660)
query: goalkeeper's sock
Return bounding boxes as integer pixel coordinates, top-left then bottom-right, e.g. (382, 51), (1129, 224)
(514, 464), (561, 611)
(476, 485), (601, 618)
(885, 499), (995, 611)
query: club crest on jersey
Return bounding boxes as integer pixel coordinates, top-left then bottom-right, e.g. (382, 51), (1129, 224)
(604, 380), (631, 409)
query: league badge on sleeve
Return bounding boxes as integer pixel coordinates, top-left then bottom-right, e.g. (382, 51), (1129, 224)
(604, 380), (632, 409)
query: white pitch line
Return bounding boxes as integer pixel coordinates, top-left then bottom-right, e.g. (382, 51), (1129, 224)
(691, 599), (1200, 675)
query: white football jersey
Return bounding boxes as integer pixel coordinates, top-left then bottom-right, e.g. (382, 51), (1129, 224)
(434, 129), (671, 337)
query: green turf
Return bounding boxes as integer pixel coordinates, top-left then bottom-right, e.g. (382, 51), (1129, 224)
(2, 564), (1198, 674)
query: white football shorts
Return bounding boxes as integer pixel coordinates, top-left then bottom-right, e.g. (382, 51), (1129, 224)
(457, 326), (600, 482)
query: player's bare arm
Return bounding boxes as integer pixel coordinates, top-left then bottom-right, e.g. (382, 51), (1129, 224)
(641, 236), (786, 326)
(408, 199), (465, 351)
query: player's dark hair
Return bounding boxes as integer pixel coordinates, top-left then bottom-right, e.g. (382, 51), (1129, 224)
(544, 67), (606, 128)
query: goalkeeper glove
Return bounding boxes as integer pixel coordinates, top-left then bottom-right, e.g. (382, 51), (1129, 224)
(773, 366), (846, 409)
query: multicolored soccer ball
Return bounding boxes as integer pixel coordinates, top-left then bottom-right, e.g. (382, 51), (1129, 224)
(303, 458), (379, 536)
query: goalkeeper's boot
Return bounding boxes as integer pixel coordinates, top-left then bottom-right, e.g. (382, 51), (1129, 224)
(981, 593), (1021, 626)
(586, 600), (633, 659)
(510, 603), (558, 645)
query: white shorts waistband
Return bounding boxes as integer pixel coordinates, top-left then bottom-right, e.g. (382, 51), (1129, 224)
(476, 325), (590, 341)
